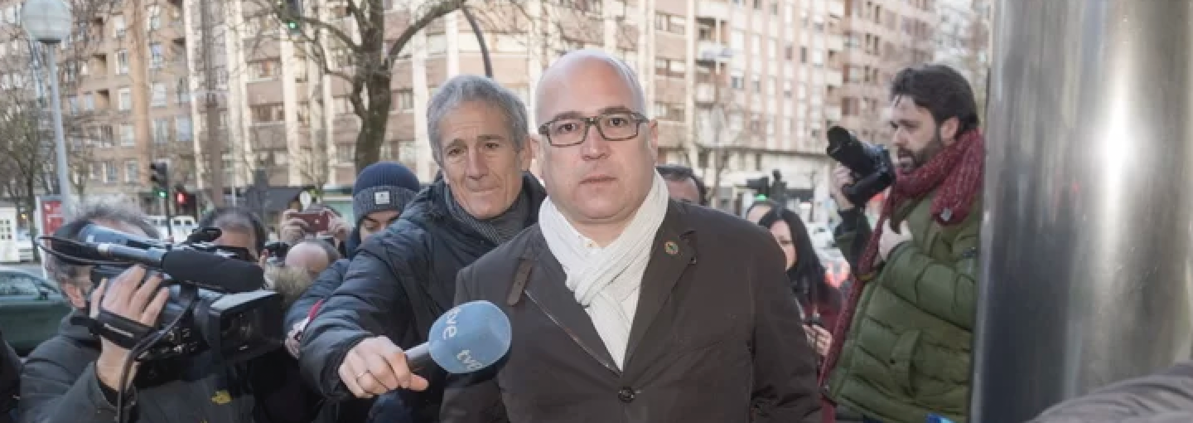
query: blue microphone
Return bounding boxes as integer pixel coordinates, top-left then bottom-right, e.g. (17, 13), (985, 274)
(405, 300), (512, 374)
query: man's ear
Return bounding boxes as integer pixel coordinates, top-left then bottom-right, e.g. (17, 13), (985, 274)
(940, 116), (960, 143)
(647, 120), (660, 161)
(521, 135), (537, 171)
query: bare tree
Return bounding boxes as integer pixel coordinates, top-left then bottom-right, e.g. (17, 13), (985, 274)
(296, 131), (330, 197)
(246, 0), (463, 172)
(0, 85), (56, 255)
(688, 66), (763, 207)
(250, 0), (632, 172)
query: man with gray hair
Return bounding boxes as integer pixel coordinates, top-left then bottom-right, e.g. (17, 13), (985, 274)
(299, 74), (547, 422)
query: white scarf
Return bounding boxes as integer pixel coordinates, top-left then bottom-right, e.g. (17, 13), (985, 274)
(538, 171), (670, 369)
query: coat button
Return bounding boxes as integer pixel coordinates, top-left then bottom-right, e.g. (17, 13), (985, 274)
(617, 387), (635, 403)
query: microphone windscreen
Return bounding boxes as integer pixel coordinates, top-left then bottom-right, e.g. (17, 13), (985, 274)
(427, 301), (512, 374)
(160, 249), (265, 293)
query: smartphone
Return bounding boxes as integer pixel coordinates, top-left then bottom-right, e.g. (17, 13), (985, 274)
(291, 210), (332, 233)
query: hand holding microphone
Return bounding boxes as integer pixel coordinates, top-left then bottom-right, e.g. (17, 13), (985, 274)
(337, 301), (512, 398)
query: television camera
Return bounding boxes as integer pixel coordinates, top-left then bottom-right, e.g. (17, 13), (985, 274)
(41, 224), (282, 366)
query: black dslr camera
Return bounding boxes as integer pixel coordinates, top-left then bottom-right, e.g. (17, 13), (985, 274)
(826, 126), (897, 206)
(49, 224), (282, 365)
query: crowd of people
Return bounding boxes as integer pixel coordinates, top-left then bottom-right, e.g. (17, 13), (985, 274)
(0, 48), (1043, 423)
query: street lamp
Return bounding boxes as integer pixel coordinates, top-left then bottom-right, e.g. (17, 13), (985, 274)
(22, 0), (73, 214)
(459, 7), (492, 78)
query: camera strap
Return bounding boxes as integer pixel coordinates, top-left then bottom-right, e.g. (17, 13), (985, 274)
(72, 311), (155, 351)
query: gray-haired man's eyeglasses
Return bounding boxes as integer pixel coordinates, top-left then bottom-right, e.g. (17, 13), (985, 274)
(536, 112), (649, 147)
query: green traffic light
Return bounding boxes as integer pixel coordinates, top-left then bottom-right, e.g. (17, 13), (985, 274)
(157, 190), (167, 198)
(287, 21), (298, 29)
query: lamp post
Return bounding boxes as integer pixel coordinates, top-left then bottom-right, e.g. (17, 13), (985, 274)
(22, 0), (73, 214)
(459, 7), (492, 78)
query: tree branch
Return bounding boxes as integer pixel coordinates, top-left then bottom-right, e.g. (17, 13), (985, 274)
(384, 0), (466, 62)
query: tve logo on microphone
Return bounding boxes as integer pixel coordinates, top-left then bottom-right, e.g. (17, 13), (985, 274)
(438, 306), (485, 371)
(427, 301), (513, 374)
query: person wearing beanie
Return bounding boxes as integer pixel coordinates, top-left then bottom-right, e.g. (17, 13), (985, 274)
(279, 161), (422, 423)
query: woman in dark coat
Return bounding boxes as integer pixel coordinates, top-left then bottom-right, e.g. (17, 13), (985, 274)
(758, 207), (842, 360)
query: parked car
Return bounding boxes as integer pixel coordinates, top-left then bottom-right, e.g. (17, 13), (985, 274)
(0, 268), (70, 355)
(15, 233), (33, 263)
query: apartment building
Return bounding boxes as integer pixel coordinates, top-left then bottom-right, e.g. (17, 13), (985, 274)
(4, 0), (903, 219)
(689, 0), (845, 213)
(0, 0), (196, 212)
(934, 0), (990, 111)
(838, 0), (937, 145)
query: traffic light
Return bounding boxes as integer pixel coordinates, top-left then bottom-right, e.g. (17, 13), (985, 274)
(745, 176), (770, 198)
(278, 0), (302, 33)
(174, 185), (196, 217)
(769, 169), (787, 206)
(149, 161), (169, 199)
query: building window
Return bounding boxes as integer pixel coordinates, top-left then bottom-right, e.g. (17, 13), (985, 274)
(336, 144), (354, 164)
(124, 160), (138, 183)
(176, 116), (192, 141)
(149, 43), (163, 68)
(112, 16), (126, 38)
(118, 88), (131, 110)
(120, 124), (134, 146)
(152, 119), (169, 143)
(104, 162), (118, 183)
(97, 125), (114, 147)
(297, 103), (310, 125)
(115, 50), (129, 74)
(177, 78), (190, 104)
(392, 89), (413, 111)
(151, 83), (166, 107)
(148, 5), (161, 30)
(250, 104), (284, 124)
(249, 59), (281, 80)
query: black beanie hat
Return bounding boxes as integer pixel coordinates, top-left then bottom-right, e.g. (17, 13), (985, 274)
(352, 162), (420, 225)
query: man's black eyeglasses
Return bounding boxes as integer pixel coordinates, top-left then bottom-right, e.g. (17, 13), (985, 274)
(536, 111), (649, 147)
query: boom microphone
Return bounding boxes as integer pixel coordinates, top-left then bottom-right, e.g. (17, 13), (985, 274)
(94, 244), (265, 293)
(405, 300), (512, 374)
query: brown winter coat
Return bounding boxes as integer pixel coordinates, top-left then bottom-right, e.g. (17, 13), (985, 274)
(440, 201), (821, 423)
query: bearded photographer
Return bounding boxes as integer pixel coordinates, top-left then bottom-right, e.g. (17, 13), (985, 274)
(820, 64), (983, 423)
(19, 201), (263, 423)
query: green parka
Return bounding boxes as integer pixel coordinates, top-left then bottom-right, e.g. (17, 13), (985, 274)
(826, 190), (980, 423)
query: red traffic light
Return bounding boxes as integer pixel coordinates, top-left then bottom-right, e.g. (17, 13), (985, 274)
(176, 192), (186, 204)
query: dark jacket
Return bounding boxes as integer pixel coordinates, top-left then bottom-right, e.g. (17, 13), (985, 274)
(285, 236), (398, 423)
(19, 313), (258, 423)
(1030, 360), (1193, 423)
(0, 331), (19, 423)
(285, 258), (351, 333)
(441, 201), (821, 423)
(300, 174), (547, 423)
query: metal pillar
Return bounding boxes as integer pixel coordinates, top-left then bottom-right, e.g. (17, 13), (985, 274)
(972, 1), (1193, 422)
(45, 47), (72, 214)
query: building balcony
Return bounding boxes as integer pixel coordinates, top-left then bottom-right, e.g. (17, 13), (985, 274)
(825, 69), (844, 87)
(824, 106), (842, 122)
(827, 0), (845, 18)
(695, 1), (730, 22)
(696, 41), (733, 64)
(695, 82), (716, 103)
(825, 34), (844, 53)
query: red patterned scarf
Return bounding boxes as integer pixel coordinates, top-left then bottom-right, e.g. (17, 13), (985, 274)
(818, 129), (985, 386)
